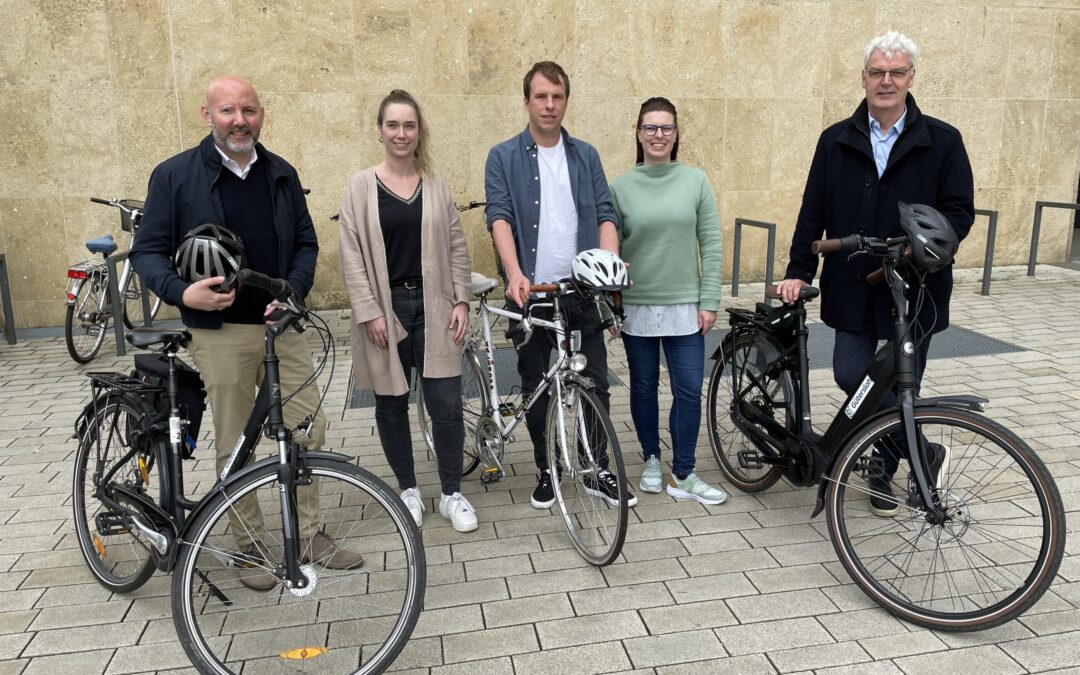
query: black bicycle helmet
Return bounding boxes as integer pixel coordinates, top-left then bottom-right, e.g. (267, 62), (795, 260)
(174, 224), (246, 292)
(898, 202), (958, 274)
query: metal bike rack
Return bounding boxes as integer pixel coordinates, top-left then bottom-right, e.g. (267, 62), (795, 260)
(1027, 201), (1080, 276)
(975, 209), (998, 296)
(0, 254), (15, 345)
(731, 218), (776, 304)
(105, 252), (129, 357)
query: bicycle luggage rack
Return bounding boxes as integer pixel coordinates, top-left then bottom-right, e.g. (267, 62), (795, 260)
(731, 218), (776, 305)
(0, 254), (15, 345)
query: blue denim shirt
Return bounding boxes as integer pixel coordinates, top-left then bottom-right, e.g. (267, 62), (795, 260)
(484, 127), (618, 282)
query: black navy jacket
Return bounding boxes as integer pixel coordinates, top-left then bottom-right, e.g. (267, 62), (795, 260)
(784, 94), (975, 336)
(130, 134), (318, 329)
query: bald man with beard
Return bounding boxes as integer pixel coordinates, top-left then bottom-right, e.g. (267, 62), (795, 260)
(132, 76), (363, 589)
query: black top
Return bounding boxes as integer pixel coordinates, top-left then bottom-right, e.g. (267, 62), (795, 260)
(217, 160), (281, 324)
(377, 175), (423, 286)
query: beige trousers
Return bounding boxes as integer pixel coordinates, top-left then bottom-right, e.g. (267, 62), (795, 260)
(188, 324), (327, 546)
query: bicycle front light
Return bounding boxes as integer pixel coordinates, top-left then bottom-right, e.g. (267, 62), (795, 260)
(568, 353), (588, 373)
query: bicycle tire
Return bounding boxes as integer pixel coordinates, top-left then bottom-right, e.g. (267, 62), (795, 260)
(172, 457), (426, 674)
(71, 393), (162, 592)
(418, 349), (487, 476)
(826, 407), (1066, 631)
(122, 275), (163, 330)
(546, 381), (628, 566)
(707, 332), (793, 492)
(65, 275), (110, 363)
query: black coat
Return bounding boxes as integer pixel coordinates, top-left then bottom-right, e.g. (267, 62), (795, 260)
(130, 134), (319, 329)
(784, 94), (974, 336)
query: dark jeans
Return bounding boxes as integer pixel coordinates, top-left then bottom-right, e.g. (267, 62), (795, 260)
(374, 286), (464, 495)
(509, 294), (610, 472)
(622, 332), (705, 478)
(833, 323), (931, 477)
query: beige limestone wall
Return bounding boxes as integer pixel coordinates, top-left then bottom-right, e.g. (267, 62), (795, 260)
(0, 0), (1077, 328)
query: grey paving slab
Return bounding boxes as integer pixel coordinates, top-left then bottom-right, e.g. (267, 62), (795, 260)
(623, 629), (726, 669)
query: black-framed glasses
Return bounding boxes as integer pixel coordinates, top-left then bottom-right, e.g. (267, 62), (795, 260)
(640, 124), (677, 137)
(865, 67), (913, 82)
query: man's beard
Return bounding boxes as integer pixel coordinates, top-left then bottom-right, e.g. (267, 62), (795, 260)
(213, 125), (257, 155)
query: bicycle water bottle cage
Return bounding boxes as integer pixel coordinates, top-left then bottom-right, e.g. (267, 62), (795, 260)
(86, 234), (118, 256)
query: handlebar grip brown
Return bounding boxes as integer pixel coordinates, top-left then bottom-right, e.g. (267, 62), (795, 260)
(867, 268), (885, 285)
(764, 286), (782, 300)
(519, 283), (559, 305)
(811, 239), (842, 254)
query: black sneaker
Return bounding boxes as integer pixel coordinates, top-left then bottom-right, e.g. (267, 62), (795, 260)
(583, 470), (639, 508)
(868, 476), (899, 517)
(531, 470), (556, 509)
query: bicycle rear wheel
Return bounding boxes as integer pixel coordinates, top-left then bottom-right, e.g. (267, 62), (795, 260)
(707, 333), (793, 492)
(122, 275), (162, 329)
(173, 457), (425, 674)
(71, 393), (162, 592)
(418, 350), (487, 476)
(826, 407), (1066, 631)
(546, 381), (628, 566)
(65, 274), (110, 363)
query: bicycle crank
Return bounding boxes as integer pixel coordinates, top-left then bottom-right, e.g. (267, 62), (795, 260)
(475, 416), (505, 484)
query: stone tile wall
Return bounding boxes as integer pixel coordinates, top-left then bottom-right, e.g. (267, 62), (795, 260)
(0, 0), (1077, 327)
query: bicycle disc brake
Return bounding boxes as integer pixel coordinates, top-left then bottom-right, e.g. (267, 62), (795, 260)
(474, 416), (505, 484)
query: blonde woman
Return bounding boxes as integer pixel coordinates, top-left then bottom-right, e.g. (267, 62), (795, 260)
(338, 90), (476, 532)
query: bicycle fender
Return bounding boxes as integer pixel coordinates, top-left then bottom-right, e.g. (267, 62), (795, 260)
(916, 395), (988, 413)
(176, 451), (355, 544)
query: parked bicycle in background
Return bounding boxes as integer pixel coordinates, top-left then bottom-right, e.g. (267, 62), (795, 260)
(64, 197), (162, 363)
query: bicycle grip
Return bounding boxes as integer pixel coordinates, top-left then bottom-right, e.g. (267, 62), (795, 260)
(237, 269), (293, 301)
(811, 235), (862, 255)
(867, 267), (885, 284)
(90, 197), (111, 205)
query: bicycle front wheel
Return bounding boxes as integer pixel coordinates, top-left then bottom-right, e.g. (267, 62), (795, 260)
(418, 349), (487, 475)
(172, 458), (425, 674)
(72, 393), (162, 592)
(546, 381), (628, 566)
(826, 407), (1066, 631)
(707, 333), (793, 492)
(65, 275), (110, 363)
(122, 275), (162, 329)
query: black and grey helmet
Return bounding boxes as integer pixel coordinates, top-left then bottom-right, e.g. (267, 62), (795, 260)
(898, 202), (958, 274)
(174, 224), (246, 292)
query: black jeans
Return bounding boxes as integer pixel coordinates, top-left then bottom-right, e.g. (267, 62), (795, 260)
(374, 286), (465, 495)
(509, 294), (610, 472)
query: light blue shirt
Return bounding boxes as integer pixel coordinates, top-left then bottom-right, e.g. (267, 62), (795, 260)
(869, 108), (907, 177)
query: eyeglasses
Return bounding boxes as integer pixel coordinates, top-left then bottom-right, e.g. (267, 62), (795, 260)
(640, 124), (677, 137)
(865, 67), (913, 82)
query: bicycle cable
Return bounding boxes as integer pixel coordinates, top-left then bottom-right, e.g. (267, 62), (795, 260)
(279, 311), (335, 434)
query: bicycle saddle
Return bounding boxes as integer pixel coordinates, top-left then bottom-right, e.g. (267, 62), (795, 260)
(86, 234), (118, 255)
(127, 327), (192, 351)
(470, 272), (499, 296)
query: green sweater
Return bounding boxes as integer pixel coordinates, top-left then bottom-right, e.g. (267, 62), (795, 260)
(610, 161), (722, 310)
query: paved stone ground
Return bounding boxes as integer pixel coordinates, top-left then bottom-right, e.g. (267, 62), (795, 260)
(0, 264), (1077, 674)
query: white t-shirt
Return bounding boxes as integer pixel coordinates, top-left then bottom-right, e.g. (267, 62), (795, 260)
(533, 138), (579, 285)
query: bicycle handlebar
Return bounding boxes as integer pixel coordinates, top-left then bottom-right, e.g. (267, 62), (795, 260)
(90, 197), (112, 206)
(811, 235), (862, 255)
(237, 269), (294, 302)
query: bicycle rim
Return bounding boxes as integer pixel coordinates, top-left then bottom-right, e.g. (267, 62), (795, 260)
(546, 382), (628, 566)
(71, 395), (160, 592)
(826, 408), (1066, 630)
(122, 275), (161, 329)
(708, 334), (791, 492)
(65, 278), (109, 363)
(173, 459), (425, 674)
(417, 351), (486, 475)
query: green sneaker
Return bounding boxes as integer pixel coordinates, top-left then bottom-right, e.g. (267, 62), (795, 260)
(639, 456), (663, 494)
(666, 472), (727, 505)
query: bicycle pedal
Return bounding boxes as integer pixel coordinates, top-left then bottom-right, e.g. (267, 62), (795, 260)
(95, 511), (130, 536)
(480, 467), (503, 484)
(737, 451), (764, 470)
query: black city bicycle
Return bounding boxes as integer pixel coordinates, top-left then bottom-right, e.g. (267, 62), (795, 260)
(707, 227), (1065, 630)
(71, 269), (425, 674)
(64, 197), (163, 363)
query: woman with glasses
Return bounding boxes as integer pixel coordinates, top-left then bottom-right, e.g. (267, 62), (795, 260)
(609, 97), (726, 505)
(338, 90), (478, 532)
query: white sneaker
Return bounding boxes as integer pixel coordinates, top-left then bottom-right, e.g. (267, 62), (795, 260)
(400, 487), (424, 527)
(439, 492), (479, 533)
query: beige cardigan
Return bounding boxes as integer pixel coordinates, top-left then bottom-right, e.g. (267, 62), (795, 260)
(338, 168), (471, 396)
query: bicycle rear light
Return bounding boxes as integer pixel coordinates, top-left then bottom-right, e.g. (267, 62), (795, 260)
(68, 269), (88, 279)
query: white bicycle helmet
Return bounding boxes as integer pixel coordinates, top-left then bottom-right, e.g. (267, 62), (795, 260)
(174, 224), (246, 292)
(571, 248), (630, 291)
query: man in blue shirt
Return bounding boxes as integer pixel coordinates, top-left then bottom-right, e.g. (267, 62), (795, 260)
(485, 61), (637, 510)
(778, 32), (974, 516)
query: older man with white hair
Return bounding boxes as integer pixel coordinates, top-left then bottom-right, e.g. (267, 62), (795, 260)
(776, 31), (975, 516)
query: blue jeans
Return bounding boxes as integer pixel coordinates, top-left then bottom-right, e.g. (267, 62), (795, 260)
(374, 286), (464, 495)
(833, 327), (931, 476)
(622, 332), (705, 478)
